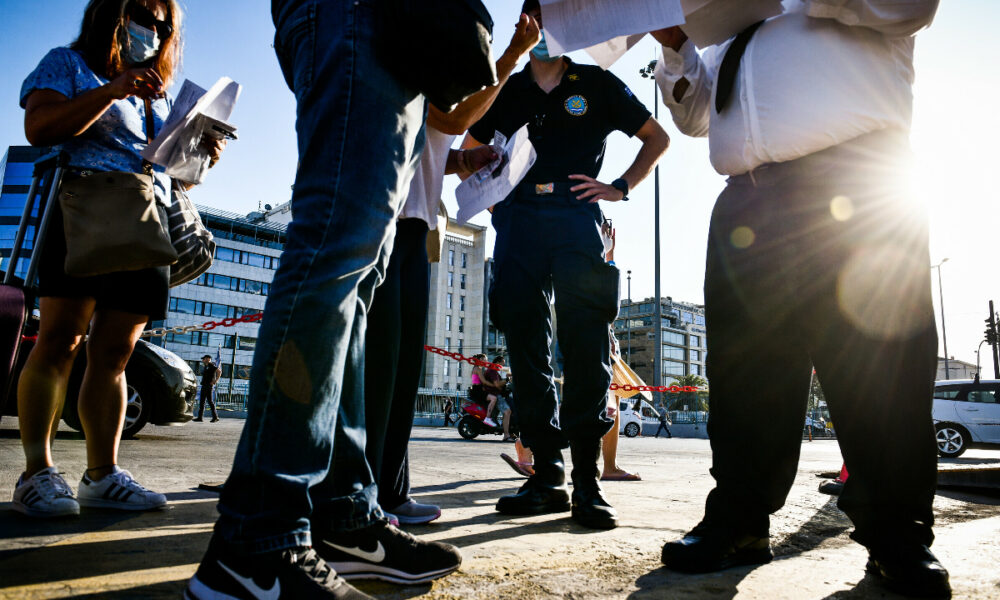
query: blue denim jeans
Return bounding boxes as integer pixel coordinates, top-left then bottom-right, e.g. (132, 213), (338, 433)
(216, 0), (426, 554)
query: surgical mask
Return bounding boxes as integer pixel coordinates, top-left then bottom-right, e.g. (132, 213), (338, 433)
(531, 30), (561, 62)
(125, 21), (160, 64)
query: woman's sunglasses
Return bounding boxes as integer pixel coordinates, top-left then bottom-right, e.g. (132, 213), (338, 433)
(128, 3), (173, 39)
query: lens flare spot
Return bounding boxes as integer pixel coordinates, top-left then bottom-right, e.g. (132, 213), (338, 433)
(730, 226), (755, 249)
(830, 195), (854, 222)
(836, 244), (933, 340)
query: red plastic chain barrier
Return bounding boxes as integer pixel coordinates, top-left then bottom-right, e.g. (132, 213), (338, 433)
(609, 383), (703, 393)
(423, 345), (505, 371)
(21, 335), (37, 343)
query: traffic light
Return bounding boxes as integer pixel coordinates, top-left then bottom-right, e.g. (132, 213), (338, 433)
(985, 318), (997, 345)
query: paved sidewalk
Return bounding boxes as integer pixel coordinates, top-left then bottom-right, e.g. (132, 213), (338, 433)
(1, 419), (998, 599)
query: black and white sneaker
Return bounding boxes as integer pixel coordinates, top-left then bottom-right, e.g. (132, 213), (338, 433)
(315, 518), (462, 584)
(186, 534), (373, 599)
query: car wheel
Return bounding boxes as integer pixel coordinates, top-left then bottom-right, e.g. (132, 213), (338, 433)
(457, 416), (479, 440)
(121, 378), (154, 438)
(935, 423), (970, 458)
(624, 422), (640, 438)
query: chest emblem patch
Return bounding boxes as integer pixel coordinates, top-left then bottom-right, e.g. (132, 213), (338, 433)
(564, 94), (588, 116)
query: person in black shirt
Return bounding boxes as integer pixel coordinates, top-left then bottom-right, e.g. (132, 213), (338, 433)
(466, 0), (669, 530)
(195, 354), (220, 423)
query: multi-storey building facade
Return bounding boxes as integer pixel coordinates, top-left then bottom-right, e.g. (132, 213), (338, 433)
(423, 219), (488, 390)
(614, 297), (708, 386)
(0, 146), (49, 280)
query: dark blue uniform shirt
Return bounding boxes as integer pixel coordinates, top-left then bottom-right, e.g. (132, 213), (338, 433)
(469, 58), (651, 185)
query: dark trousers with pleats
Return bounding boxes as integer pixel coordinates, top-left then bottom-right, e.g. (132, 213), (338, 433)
(701, 130), (939, 549)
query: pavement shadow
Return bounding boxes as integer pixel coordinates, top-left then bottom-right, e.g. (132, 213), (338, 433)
(70, 580), (188, 599)
(0, 428), (84, 440)
(628, 563), (756, 600)
(773, 496), (852, 558)
(431, 514), (576, 547)
(819, 574), (913, 599)
(411, 477), (521, 494)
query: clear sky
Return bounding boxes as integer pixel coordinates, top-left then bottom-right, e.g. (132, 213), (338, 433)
(1, 1), (997, 370)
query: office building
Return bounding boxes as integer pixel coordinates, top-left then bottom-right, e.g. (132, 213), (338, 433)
(614, 297), (708, 386)
(0, 146), (49, 280)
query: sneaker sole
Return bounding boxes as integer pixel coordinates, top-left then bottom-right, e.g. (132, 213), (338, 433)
(661, 548), (773, 574)
(78, 498), (167, 511)
(11, 501), (80, 518)
(330, 560), (460, 584)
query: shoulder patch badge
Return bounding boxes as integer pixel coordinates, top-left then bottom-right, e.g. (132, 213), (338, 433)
(564, 95), (588, 116)
(567, 73), (580, 81)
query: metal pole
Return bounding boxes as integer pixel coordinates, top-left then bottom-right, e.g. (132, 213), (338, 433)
(228, 336), (238, 400)
(990, 300), (1000, 379)
(626, 270), (632, 365)
(934, 260), (949, 380)
(652, 71), (663, 400)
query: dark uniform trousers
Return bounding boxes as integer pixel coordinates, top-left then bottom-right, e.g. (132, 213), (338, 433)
(702, 129), (939, 548)
(490, 189), (617, 454)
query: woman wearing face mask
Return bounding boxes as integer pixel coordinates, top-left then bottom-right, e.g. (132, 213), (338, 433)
(12, 0), (209, 518)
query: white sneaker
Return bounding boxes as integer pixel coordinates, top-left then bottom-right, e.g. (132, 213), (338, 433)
(483, 418), (497, 427)
(77, 467), (167, 511)
(12, 466), (80, 517)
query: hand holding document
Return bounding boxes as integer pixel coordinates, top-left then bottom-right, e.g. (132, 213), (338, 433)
(540, 0), (684, 56)
(455, 126), (536, 224)
(143, 77), (241, 185)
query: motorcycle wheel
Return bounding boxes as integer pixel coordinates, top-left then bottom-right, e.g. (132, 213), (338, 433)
(458, 416), (480, 440)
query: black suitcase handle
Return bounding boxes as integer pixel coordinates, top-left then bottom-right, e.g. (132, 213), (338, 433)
(3, 151), (69, 287)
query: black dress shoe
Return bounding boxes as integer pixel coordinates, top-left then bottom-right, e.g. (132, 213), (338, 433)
(570, 441), (617, 529)
(818, 480), (844, 495)
(496, 449), (571, 515)
(661, 521), (772, 573)
(866, 544), (951, 598)
(192, 417), (204, 422)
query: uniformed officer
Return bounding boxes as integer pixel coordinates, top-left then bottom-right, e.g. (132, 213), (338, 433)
(464, 0), (669, 529)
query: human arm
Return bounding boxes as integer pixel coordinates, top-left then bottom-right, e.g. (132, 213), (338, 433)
(445, 144), (498, 176)
(568, 116), (669, 203)
(648, 27), (717, 138)
(23, 67), (164, 146)
(427, 13), (540, 135)
(804, 0), (939, 37)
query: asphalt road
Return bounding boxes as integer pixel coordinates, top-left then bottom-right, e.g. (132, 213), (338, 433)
(1, 416), (999, 599)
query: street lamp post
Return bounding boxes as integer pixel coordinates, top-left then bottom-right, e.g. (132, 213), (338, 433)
(640, 59), (663, 399)
(932, 258), (950, 380)
(626, 269), (632, 365)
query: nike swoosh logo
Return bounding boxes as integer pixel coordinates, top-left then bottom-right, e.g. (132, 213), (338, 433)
(218, 561), (280, 600)
(323, 540), (386, 563)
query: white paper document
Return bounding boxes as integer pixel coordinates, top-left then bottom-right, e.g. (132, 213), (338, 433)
(540, 0), (684, 56)
(584, 33), (644, 70)
(455, 126), (537, 224)
(679, 0), (783, 48)
(143, 77), (241, 184)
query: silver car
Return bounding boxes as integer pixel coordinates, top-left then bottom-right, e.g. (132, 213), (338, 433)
(933, 379), (1000, 458)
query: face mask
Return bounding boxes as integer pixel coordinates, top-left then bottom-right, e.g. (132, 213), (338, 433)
(531, 30), (561, 62)
(125, 21), (160, 64)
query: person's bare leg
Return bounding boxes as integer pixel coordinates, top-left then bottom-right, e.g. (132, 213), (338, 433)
(77, 309), (148, 481)
(515, 438), (534, 466)
(18, 297), (95, 477)
(502, 408), (512, 438)
(486, 394), (497, 419)
(602, 410), (639, 480)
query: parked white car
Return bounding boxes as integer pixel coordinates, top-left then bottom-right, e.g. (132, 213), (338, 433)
(618, 399), (660, 438)
(933, 379), (1000, 458)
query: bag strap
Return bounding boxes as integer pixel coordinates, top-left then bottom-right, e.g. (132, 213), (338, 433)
(142, 98), (155, 175)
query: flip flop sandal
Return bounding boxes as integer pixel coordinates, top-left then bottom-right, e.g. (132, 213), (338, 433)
(500, 453), (534, 477)
(601, 471), (642, 481)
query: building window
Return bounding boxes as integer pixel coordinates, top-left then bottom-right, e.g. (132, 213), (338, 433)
(458, 362), (463, 377)
(460, 295), (466, 311)
(460, 273), (466, 289)
(691, 364), (702, 375)
(691, 334), (702, 347)
(445, 315), (452, 330)
(663, 330), (685, 346)
(448, 249), (455, 266)
(448, 271), (454, 287)
(447, 293), (453, 309)
(462, 252), (468, 268)
(444, 360), (450, 376)
(445, 336), (451, 349)
(457, 339), (463, 353)
(663, 360), (686, 376)
(458, 317), (465, 333)
(691, 350), (701, 361)
(662, 345), (685, 361)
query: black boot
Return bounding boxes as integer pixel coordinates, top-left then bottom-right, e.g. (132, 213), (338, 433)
(496, 448), (571, 515)
(569, 440), (618, 529)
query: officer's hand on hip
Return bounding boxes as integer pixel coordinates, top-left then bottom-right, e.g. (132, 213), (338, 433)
(569, 174), (625, 203)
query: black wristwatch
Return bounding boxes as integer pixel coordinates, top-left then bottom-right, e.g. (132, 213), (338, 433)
(611, 177), (629, 201)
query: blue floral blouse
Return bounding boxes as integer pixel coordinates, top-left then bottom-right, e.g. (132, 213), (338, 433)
(20, 47), (173, 205)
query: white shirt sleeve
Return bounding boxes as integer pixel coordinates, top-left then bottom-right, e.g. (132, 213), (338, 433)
(654, 40), (720, 138)
(805, 0), (940, 37)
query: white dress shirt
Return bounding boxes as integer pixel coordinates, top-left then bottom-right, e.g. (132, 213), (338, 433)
(399, 125), (456, 229)
(655, 0), (939, 176)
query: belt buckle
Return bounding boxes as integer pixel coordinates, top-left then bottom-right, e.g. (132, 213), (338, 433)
(535, 183), (554, 195)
